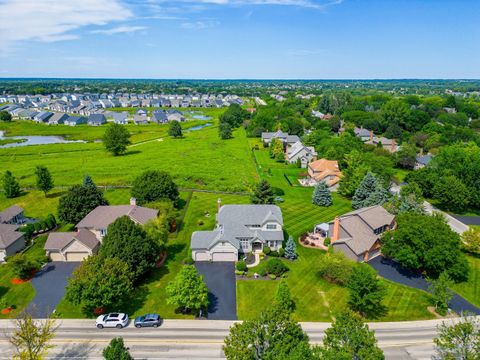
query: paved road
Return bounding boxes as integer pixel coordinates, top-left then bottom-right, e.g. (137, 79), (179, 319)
(423, 201), (469, 234)
(27, 262), (80, 318)
(369, 256), (480, 315)
(0, 318), (467, 359)
(195, 262), (237, 320)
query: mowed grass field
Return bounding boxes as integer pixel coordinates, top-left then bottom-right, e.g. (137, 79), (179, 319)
(236, 143), (435, 322)
(0, 120), (258, 192)
(451, 255), (480, 308)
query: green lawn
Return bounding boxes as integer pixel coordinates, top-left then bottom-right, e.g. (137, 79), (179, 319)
(236, 146), (435, 322)
(0, 236), (48, 319)
(451, 255), (480, 308)
(55, 191), (251, 319)
(0, 121), (258, 192)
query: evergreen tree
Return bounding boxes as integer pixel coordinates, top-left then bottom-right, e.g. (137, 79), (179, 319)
(363, 184), (390, 207)
(102, 337), (133, 360)
(251, 180), (274, 204)
(2, 170), (21, 198)
(312, 182), (333, 207)
(284, 236), (297, 260)
(352, 172), (378, 209)
(35, 165), (54, 196)
(168, 120), (183, 138)
(82, 175), (96, 188)
(275, 280), (296, 314)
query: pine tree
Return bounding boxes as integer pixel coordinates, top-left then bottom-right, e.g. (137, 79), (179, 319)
(352, 172), (379, 209)
(251, 180), (275, 204)
(275, 280), (295, 314)
(2, 170), (21, 198)
(284, 236), (297, 260)
(363, 184), (390, 207)
(312, 181), (333, 207)
(82, 175), (96, 188)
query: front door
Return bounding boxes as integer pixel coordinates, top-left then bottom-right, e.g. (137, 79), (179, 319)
(252, 242), (262, 251)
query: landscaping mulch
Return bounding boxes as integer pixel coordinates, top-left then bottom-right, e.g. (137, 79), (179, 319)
(1, 308), (12, 315)
(155, 252), (168, 268)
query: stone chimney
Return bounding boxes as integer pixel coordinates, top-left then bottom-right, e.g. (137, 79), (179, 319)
(130, 197), (137, 206)
(331, 217), (340, 243)
(217, 198), (222, 212)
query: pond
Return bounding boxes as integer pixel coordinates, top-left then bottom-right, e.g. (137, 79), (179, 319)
(185, 123), (212, 132)
(185, 111), (212, 121)
(0, 131), (86, 148)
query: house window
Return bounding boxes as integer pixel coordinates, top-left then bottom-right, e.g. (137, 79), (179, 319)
(240, 239), (249, 250)
(266, 224), (276, 230)
(374, 225), (387, 235)
(100, 229), (107, 236)
(249, 224), (261, 228)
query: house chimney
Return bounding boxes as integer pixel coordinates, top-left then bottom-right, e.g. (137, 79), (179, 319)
(331, 217), (340, 243)
(217, 198), (222, 211)
(370, 131), (374, 141)
(391, 139), (396, 152)
(130, 197), (137, 206)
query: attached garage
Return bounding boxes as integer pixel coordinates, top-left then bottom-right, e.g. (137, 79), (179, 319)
(212, 252), (237, 262)
(65, 252), (90, 262)
(48, 252), (64, 262)
(194, 251), (209, 262)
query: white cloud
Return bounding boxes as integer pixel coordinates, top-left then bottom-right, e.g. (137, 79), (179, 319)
(180, 20), (220, 29)
(91, 26), (147, 35)
(0, 0), (132, 53)
(150, 0), (343, 10)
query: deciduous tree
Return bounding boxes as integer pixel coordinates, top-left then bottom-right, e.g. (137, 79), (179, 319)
(219, 122), (233, 139)
(346, 264), (386, 318)
(168, 120), (182, 138)
(99, 216), (160, 280)
(103, 337), (133, 360)
(103, 123), (131, 156)
(428, 272), (454, 316)
(0, 110), (12, 122)
(462, 228), (480, 255)
(166, 265), (209, 315)
(58, 184), (108, 224)
(35, 165), (54, 196)
(320, 311), (384, 360)
(131, 170), (179, 205)
(434, 314), (480, 360)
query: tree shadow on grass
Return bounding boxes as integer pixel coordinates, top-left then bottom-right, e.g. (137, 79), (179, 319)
(123, 150), (141, 156)
(0, 286), (8, 298)
(46, 190), (66, 199)
(123, 283), (150, 315)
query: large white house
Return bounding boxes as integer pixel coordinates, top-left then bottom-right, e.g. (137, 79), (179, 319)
(191, 201), (284, 262)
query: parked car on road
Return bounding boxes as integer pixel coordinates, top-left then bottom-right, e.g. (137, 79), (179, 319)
(96, 313), (129, 329)
(134, 313), (162, 328)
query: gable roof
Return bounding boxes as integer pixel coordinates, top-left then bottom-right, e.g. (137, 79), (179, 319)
(76, 205), (158, 229)
(0, 224), (23, 249)
(0, 205), (24, 224)
(287, 141), (317, 160)
(88, 114), (106, 124)
(48, 113), (69, 123)
(217, 205), (283, 226)
(44, 229), (99, 252)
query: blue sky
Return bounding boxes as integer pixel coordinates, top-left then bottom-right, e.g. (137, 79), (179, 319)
(0, 0), (479, 79)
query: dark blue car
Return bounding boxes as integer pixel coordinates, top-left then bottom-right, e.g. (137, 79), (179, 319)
(134, 313), (162, 328)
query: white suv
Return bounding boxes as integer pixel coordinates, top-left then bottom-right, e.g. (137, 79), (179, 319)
(96, 313), (129, 329)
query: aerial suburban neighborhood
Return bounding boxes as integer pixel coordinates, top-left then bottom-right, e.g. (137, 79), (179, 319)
(1, 0), (480, 359)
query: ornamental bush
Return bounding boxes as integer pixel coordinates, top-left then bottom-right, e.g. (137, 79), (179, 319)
(266, 258), (289, 276)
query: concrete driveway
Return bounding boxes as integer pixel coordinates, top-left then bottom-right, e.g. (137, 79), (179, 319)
(195, 262), (237, 320)
(369, 256), (480, 315)
(27, 262), (81, 318)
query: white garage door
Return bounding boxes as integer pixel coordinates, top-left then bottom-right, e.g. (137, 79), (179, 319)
(65, 252), (89, 262)
(49, 252), (64, 261)
(195, 252), (209, 261)
(212, 252), (236, 262)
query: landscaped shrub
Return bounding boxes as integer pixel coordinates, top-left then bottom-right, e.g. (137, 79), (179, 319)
(271, 187), (285, 196)
(269, 250), (279, 257)
(304, 240), (310, 246)
(235, 270), (245, 276)
(324, 237), (331, 246)
(259, 268), (267, 277)
(8, 253), (39, 280)
(266, 258), (289, 276)
(278, 248), (285, 257)
(268, 274), (277, 280)
(236, 261), (247, 272)
(317, 252), (354, 286)
(183, 257), (194, 265)
(263, 246), (271, 255)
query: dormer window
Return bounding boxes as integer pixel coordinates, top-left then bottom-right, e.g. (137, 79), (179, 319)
(266, 224), (276, 230)
(373, 225), (388, 235)
(100, 228), (107, 236)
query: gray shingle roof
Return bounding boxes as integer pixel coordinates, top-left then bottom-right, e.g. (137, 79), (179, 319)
(0, 224), (23, 249)
(416, 155), (432, 166)
(76, 205), (158, 230)
(0, 205), (24, 224)
(44, 229), (99, 251)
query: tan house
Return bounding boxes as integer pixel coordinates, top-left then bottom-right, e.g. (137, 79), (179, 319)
(307, 159), (343, 190)
(319, 205), (395, 262)
(44, 229), (100, 262)
(44, 198), (158, 262)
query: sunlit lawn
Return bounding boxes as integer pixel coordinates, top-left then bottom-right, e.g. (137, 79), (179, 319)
(451, 255), (480, 308)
